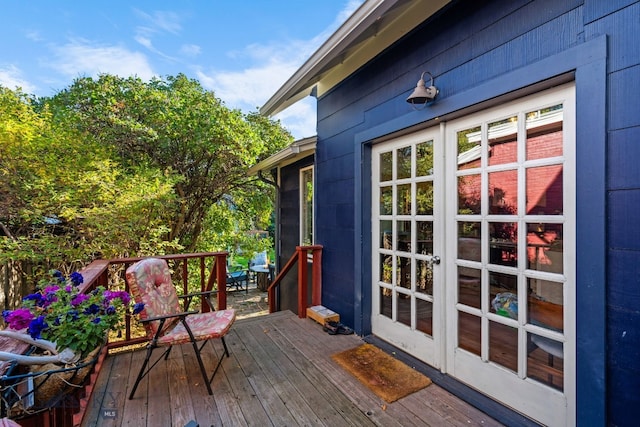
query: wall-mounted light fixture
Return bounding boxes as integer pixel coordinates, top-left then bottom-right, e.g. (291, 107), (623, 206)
(406, 71), (438, 109)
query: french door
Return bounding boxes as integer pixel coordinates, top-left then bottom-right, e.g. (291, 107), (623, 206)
(371, 127), (444, 368)
(371, 83), (575, 426)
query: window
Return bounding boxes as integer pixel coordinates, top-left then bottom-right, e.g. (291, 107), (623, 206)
(300, 166), (314, 245)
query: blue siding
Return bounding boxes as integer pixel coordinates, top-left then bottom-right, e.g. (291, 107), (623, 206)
(609, 127), (640, 189)
(278, 157), (314, 314)
(309, 0), (639, 424)
(596, 4), (640, 426)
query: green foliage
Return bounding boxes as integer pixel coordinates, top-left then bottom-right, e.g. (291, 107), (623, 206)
(1, 74), (291, 276)
(3, 271), (142, 356)
(42, 74), (292, 253)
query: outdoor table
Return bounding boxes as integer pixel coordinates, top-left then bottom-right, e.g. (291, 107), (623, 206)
(251, 264), (274, 291)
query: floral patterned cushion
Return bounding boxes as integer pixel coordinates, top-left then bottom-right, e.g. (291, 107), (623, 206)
(125, 258), (181, 336)
(157, 309), (236, 346)
(125, 258), (236, 343)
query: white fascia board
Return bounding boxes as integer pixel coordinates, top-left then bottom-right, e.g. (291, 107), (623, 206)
(261, 0), (450, 117)
(261, 0), (397, 116)
(317, 0), (450, 97)
(248, 136), (317, 175)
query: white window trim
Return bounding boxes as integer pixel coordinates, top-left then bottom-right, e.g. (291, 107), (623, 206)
(299, 166), (314, 246)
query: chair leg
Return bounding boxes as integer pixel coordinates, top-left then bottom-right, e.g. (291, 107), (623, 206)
(129, 344), (173, 399)
(221, 336), (230, 357)
(191, 339), (214, 395)
(129, 345), (154, 399)
(206, 337), (230, 386)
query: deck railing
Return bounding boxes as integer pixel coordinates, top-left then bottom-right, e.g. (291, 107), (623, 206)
(79, 252), (229, 351)
(268, 245), (322, 317)
(2, 252), (229, 426)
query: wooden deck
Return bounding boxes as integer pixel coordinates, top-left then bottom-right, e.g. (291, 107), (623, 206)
(82, 311), (504, 426)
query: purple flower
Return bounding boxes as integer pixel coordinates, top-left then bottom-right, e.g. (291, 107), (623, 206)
(67, 310), (79, 321)
(92, 317), (101, 324)
(23, 293), (43, 305)
(83, 304), (100, 315)
(132, 302), (145, 315)
(104, 290), (130, 305)
(42, 286), (60, 307)
(43, 285), (60, 295)
(105, 305), (116, 315)
(69, 272), (84, 286)
(4, 308), (35, 330)
(51, 270), (64, 282)
(65, 285), (73, 292)
(71, 294), (90, 306)
(28, 316), (48, 339)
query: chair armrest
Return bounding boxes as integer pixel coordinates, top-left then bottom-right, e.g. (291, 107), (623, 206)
(179, 290), (217, 299)
(179, 290), (219, 312)
(140, 310), (199, 323)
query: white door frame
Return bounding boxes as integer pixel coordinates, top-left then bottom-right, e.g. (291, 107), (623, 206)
(443, 83), (575, 426)
(370, 83), (575, 426)
(371, 127), (444, 368)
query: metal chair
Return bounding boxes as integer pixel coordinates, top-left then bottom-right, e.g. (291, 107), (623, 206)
(226, 264), (249, 293)
(125, 257), (236, 399)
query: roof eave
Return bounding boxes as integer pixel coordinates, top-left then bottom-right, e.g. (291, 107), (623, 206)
(248, 136), (317, 175)
(260, 0), (398, 116)
(260, 0), (450, 117)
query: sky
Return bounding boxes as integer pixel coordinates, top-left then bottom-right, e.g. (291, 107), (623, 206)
(0, 1), (364, 140)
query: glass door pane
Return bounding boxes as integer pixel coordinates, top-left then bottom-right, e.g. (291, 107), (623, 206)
(452, 99), (569, 393)
(372, 133), (439, 360)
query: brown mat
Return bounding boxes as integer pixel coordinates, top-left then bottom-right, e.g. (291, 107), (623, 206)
(331, 343), (431, 403)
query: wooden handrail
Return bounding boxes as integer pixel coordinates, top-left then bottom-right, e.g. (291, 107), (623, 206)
(267, 245), (322, 318)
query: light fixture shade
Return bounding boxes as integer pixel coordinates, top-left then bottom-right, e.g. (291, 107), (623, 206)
(406, 71), (438, 106)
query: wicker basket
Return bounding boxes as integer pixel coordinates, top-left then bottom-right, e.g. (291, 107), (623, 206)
(1, 346), (102, 419)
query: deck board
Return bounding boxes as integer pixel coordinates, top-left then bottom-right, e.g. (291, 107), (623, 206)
(81, 311), (505, 427)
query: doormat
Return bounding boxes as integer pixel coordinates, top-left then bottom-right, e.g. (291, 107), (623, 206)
(331, 343), (431, 403)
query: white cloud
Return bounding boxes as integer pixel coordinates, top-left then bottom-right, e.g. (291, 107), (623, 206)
(0, 65), (36, 93)
(180, 44), (201, 57)
(134, 10), (182, 35)
(25, 30), (43, 42)
(132, 9), (182, 60)
(134, 35), (153, 50)
(338, 0), (364, 27)
(48, 39), (155, 81)
(196, 39), (320, 138)
(195, 1), (363, 140)
(273, 98), (317, 139)
(196, 58), (299, 108)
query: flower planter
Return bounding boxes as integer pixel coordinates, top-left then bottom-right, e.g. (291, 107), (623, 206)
(0, 344), (102, 419)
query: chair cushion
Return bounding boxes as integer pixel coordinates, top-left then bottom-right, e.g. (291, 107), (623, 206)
(158, 309), (236, 346)
(125, 258), (181, 336)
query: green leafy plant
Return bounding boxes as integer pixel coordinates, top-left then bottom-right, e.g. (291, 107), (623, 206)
(3, 271), (144, 357)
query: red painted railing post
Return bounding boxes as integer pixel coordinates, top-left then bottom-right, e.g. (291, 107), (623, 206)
(311, 247), (322, 306)
(297, 246), (308, 318)
(216, 253), (227, 310)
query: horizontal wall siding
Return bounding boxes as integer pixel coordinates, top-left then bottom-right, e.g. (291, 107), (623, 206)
(316, 0), (586, 334)
(590, 2), (640, 426)
(278, 157), (314, 314)
(313, 0), (639, 424)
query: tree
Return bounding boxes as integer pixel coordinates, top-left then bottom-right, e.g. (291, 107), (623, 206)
(0, 86), (181, 277)
(43, 74), (292, 253)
